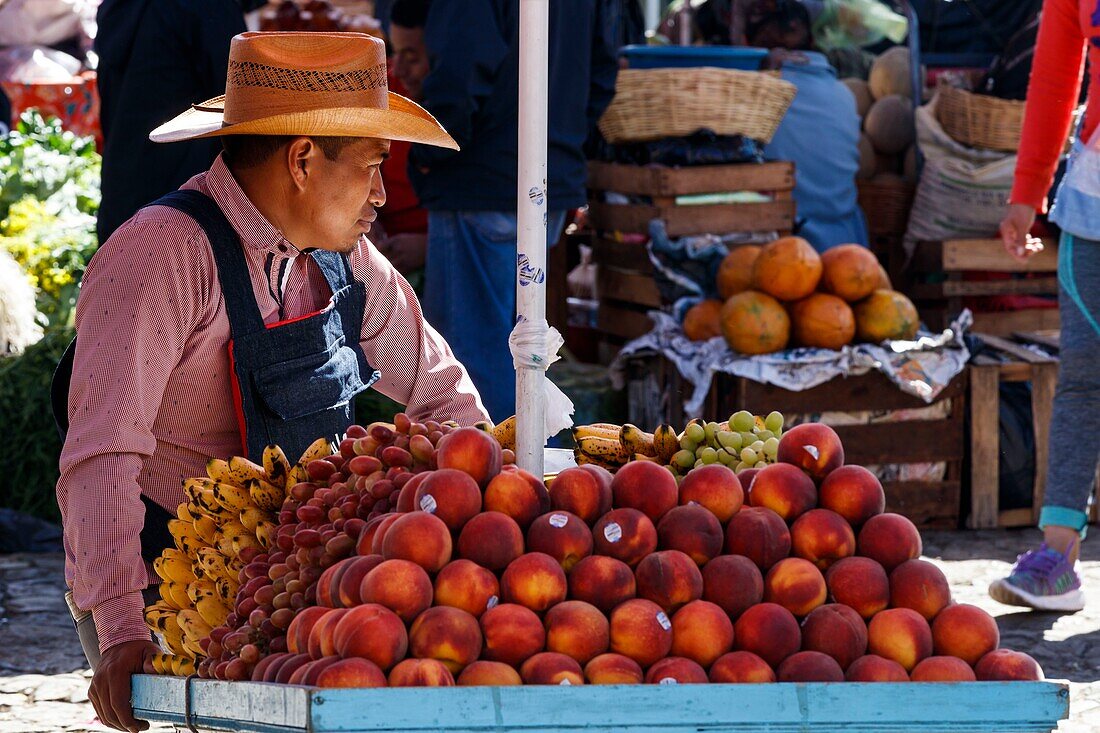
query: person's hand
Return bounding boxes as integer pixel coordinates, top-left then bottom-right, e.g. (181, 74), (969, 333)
(377, 232), (428, 275)
(89, 639), (159, 732)
(999, 203), (1043, 262)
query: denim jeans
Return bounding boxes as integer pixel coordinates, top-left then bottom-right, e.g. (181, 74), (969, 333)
(423, 210), (567, 422)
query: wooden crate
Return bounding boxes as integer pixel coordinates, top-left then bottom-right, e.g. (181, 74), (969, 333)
(908, 238), (1060, 336)
(626, 356), (967, 529)
(132, 675), (1069, 732)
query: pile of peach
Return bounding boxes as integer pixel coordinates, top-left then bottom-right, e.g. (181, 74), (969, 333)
(244, 423), (1043, 687)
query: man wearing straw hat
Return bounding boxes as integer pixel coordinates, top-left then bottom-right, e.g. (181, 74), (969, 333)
(55, 31), (488, 732)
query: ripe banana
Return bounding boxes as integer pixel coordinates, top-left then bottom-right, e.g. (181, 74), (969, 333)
(151, 653), (196, 677)
(211, 481), (253, 513)
(263, 444), (292, 490)
(145, 601), (182, 634)
(248, 478), (285, 511)
(492, 415), (517, 451)
(215, 576), (240, 606)
(180, 634), (205, 660)
(176, 503), (196, 523)
(159, 628), (188, 658)
(653, 425), (680, 465)
(205, 458), (238, 486)
(186, 579), (218, 605)
(177, 609), (214, 642)
(287, 463), (310, 487)
(169, 520), (209, 558)
(473, 420), (494, 433)
(192, 516), (219, 546)
(159, 581), (190, 610)
(299, 437), (334, 465)
(196, 547), (230, 579)
(572, 423), (622, 443)
(195, 595), (230, 628)
(154, 553), (197, 584)
(576, 436), (630, 465)
(575, 452), (622, 471)
(238, 505), (271, 533)
(634, 453), (660, 462)
(620, 424), (657, 457)
(255, 521), (278, 550)
(227, 456), (267, 486)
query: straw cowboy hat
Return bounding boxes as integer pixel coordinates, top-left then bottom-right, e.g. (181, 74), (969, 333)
(150, 31), (457, 149)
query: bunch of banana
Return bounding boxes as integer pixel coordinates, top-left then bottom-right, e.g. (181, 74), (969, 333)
(150, 653), (196, 677)
(570, 423), (679, 470)
(145, 440), (331, 672)
(475, 415), (519, 452)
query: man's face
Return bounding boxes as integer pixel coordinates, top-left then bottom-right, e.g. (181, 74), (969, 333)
(390, 24), (429, 101)
(293, 138), (389, 254)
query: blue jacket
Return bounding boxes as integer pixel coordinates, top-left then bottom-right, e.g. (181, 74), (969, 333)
(764, 51), (868, 252)
(408, 0), (619, 212)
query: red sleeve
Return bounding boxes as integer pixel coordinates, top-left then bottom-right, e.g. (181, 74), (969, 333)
(1010, 0), (1086, 211)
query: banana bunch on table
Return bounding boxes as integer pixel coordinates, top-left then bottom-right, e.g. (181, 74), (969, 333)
(144, 439), (333, 672)
(571, 423), (680, 471)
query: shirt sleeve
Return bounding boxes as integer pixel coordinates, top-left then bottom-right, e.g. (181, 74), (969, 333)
(1010, 0), (1085, 211)
(56, 216), (211, 652)
(353, 239), (489, 425)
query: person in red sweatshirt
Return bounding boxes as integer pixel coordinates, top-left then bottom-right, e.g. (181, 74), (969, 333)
(994, 0), (1099, 613)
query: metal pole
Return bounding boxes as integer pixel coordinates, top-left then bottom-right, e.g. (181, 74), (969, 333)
(515, 0), (548, 477)
(645, 0), (661, 32)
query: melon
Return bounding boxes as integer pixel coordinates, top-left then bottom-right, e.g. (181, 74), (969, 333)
(751, 236), (822, 302)
(854, 289), (920, 342)
(858, 134), (876, 179)
(864, 95), (914, 155)
(843, 78), (874, 117)
(869, 47), (912, 100)
(720, 290), (790, 355)
(820, 244), (881, 302)
(716, 245), (761, 300)
(682, 299), (724, 342)
(790, 293), (856, 350)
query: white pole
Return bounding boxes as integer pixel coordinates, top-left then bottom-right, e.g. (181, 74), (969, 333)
(645, 0), (661, 32)
(515, 0), (548, 477)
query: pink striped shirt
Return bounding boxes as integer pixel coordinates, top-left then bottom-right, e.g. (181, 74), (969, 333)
(57, 156), (488, 652)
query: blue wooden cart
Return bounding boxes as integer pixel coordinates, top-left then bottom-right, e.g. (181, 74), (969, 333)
(132, 675), (1069, 732)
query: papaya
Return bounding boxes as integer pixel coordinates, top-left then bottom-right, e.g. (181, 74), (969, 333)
(820, 244), (881, 302)
(751, 236), (822, 302)
(790, 293), (856, 350)
(720, 290), (790, 355)
(716, 245), (760, 300)
(854, 289), (920, 342)
(682, 299), (724, 342)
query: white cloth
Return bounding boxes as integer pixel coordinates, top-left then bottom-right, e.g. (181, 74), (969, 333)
(508, 318), (575, 441)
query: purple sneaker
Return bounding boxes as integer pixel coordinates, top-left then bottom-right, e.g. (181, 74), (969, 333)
(988, 543), (1085, 612)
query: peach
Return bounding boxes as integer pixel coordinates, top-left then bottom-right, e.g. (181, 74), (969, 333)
(702, 555), (763, 618)
(457, 660), (523, 686)
(635, 550), (704, 612)
(645, 657), (708, 684)
(308, 608), (349, 660)
(544, 600), (610, 664)
(359, 559), (433, 623)
(381, 511), (453, 573)
(931, 603), (999, 666)
(748, 463), (817, 522)
(734, 602), (801, 668)
(764, 558), (827, 617)
(818, 465), (885, 526)
(737, 467), (762, 492)
(776, 423), (844, 481)
(845, 654), (909, 682)
(316, 657), (387, 688)
(480, 603), (546, 667)
(791, 509), (856, 569)
(867, 608), (933, 671)
(252, 653), (291, 682)
(274, 654), (313, 684)
(657, 504), (724, 565)
(549, 467), (612, 523)
(333, 604), (407, 670)
(368, 514), (403, 555)
(433, 559), (500, 618)
(592, 508), (658, 567)
(336, 554), (386, 608)
(458, 511), (524, 571)
(678, 464), (743, 523)
(800, 603), (867, 670)
(670, 600), (734, 668)
(609, 598), (674, 667)
(435, 426), (503, 487)
(299, 656), (342, 686)
(520, 652), (585, 685)
(567, 555), (636, 614)
(825, 556), (890, 619)
(408, 606), (483, 674)
(858, 513), (922, 572)
(287, 606), (330, 655)
(910, 656), (976, 682)
(584, 653), (644, 685)
(611, 460), (678, 523)
(975, 649), (1044, 681)
(316, 557), (356, 608)
(725, 506), (792, 571)
(355, 516), (389, 556)
(501, 552), (568, 612)
(388, 658), (456, 687)
(577, 463), (614, 496)
(396, 472), (429, 513)
(527, 511), (593, 571)
(889, 559), (951, 621)
(414, 468), (482, 533)
(483, 468), (551, 529)
(709, 651), (777, 683)
(777, 651), (845, 682)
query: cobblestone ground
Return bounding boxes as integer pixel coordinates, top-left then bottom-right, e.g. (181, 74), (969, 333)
(0, 530), (1096, 732)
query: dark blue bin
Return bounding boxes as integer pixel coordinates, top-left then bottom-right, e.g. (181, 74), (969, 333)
(620, 45), (769, 71)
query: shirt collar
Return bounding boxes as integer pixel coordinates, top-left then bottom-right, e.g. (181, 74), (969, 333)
(204, 154), (299, 256)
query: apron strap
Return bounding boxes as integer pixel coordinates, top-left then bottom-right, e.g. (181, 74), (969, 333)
(309, 248), (355, 296)
(155, 190), (267, 337)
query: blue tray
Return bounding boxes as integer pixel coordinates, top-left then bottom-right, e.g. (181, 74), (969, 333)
(621, 45), (769, 70)
(132, 675), (1069, 733)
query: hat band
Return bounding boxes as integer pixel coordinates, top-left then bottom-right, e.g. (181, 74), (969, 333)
(227, 59), (388, 93)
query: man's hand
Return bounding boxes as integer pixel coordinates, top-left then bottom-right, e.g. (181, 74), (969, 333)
(1000, 203), (1043, 262)
(89, 639), (159, 732)
(377, 232), (428, 275)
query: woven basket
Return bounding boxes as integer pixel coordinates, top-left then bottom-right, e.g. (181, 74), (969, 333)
(858, 177), (915, 236)
(935, 85), (1024, 153)
(598, 67), (796, 145)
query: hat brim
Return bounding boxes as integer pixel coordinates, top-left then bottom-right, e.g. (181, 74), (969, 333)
(149, 92), (458, 150)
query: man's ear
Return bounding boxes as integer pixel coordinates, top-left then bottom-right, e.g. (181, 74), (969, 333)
(286, 136), (316, 192)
